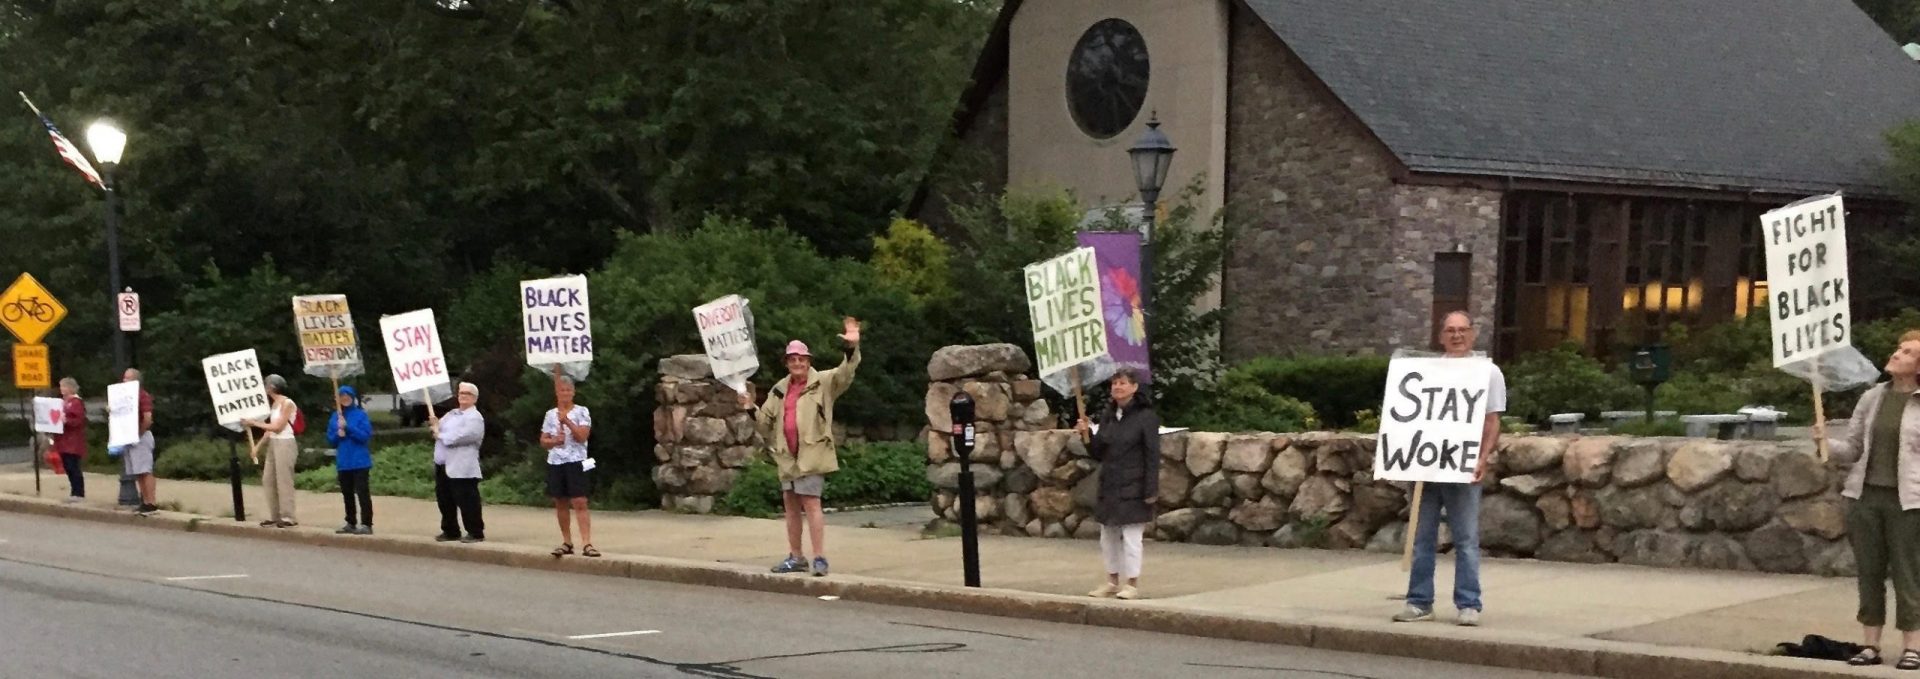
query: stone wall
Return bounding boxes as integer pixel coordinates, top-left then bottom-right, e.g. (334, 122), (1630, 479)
(651, 355), (758, 514)
(925, 371), (1854, 576)
(1220, 4), (1504, 358)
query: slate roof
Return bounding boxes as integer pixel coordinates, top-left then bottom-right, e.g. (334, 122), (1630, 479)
(1239, 0), (1920, 196)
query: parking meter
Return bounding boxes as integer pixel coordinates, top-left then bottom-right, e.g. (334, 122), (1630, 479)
(1630, 344), (1672, 422)
(950, 392), (980, 587)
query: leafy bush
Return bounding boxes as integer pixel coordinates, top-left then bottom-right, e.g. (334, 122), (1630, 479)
(1180, 355), (1385, 429)
(1179, 366), (1320, 434)
(294, 442), (437, 499)
(1609, 418), (1688, 437)
(1503, 344), (1642, 423)
(1350, 409), (1382, 433)
(870, 218), (954, 306)
(719, 442), (932, 517)
(154, 437), (239, 481)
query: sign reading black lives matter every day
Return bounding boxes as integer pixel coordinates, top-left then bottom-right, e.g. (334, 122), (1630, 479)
(1761, 194), (1850, 367)
(292, 294), (362, 376)
(1024, 247), (1108, 377)
(202, 349), (270, 427)
(1374, 357), (1497, 484)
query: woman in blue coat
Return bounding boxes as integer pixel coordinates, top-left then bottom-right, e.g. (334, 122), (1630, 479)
(327, 386), (375, 535)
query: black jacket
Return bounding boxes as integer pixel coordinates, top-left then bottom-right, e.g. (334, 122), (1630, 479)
(1090, 399), (1161, 526)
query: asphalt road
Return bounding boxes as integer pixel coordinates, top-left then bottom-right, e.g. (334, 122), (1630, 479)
(0, 514), (1575, 679)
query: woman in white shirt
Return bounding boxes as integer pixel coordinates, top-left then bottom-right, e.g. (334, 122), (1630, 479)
(245, 374), (300, 527)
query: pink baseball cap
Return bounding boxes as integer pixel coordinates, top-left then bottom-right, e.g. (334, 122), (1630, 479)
(784, 340), (811, 357)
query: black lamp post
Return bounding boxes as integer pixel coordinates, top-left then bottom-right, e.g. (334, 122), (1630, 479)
(85, 120), (128, 377)
(1127, 113), (1175, 318)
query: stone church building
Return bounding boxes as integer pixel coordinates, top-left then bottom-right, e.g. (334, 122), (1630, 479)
(915, 0), (1920, 360)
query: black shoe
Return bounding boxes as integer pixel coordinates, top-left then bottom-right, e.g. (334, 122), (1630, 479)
(136, 504), (158, 516)
(434, 534), (459, 542)
(460, 535), (484, 543)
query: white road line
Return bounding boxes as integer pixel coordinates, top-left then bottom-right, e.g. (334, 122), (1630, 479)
(163, 574), (250, 581)
(566, 630), (661, 640)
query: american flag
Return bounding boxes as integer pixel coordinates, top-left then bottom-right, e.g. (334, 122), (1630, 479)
(17, 92), (103, 189)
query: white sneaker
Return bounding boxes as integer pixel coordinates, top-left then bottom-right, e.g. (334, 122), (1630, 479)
(1392, 604), (1434, 622)
(1115, 585), (1140, 600)
(1088, 583), (1119, 598)
(62, 497), (82, 505)
(1457, 609), (1481, 627)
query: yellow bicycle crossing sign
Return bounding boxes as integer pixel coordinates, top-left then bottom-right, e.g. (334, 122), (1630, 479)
(0, 273), (67, 345)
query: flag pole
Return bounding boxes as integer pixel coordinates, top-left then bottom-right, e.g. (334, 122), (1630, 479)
(17, 91), (45, 116)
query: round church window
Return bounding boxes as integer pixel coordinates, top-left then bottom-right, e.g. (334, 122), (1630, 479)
(1065, 18), (1150, 140)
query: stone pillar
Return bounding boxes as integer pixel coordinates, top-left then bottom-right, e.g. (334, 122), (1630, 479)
(652, 354), (757, 513)
(924, 344), (1053, 534)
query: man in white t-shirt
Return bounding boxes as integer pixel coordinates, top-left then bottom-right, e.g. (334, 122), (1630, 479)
(1394, 310), (1506, 628)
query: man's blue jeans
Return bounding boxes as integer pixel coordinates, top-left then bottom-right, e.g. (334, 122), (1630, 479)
(1406, 482), (1482, 612)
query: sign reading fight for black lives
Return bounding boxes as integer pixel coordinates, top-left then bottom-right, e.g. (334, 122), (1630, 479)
(1761, 194), (1850, 367)
(1374, 357), (1496, 484)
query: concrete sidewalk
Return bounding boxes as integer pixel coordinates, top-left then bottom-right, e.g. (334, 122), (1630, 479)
(0, 467), (1880, 678)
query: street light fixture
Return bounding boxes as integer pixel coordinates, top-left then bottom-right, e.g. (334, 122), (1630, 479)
(85, 120), (129, 376)
(1126, 113), (1175, 320)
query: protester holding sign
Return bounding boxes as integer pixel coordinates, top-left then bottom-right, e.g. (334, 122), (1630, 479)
(1074, 368), (1159, 600)
(121, 369), (158, 516)
(742, 317), (862, 577)
(431, 382), (486, 543)
(1388, 311), (1506, 627)
(244, 375), (301, 528)
(326, 386), (375, 535)
(541, 375), (596, 558)
(53, 377), (87, 503)
(1819, 330), (1920, 669)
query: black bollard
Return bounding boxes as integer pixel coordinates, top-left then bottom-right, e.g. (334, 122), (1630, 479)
(226, 434), (246, 522)
(950, 392), (980, 588)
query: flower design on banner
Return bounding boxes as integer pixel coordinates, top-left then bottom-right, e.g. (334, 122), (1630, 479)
(1103, 265), (1147, 345)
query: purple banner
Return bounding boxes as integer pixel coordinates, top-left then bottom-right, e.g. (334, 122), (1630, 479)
(1077, 231), (1151, 384)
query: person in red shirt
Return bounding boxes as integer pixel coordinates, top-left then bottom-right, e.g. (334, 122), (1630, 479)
(122, 368), (158, 515)
(54, 377), (87, 503)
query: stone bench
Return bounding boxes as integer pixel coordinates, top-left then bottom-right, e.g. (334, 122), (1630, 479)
(1548, 413), (1585, 434)
(1600, 410), (1678, 426)
(1681, 414), (1751, 439)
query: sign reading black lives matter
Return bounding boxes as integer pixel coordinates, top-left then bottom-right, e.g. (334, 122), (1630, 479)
(203, 349), (270, 427)
(1024, 247), (1108, 378)
(1374, 357), (1497, 484)
(1761, 194), (1850, 367)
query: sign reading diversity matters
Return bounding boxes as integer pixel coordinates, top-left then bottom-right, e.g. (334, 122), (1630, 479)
(694, 294), (757, 394)
(1024, 247), (1109, 377)
(521, 275), (593, 368)
(1374, 357), (1497, 484)
(202, 349), (270, 426)
(292, 294), (362, 376)
(107, 381), (139, 447)
(1761, 194), (1851, 367)
(380, 309), (450, 396)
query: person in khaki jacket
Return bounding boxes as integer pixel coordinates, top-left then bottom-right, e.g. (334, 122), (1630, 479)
(739, 317), (861, 577)
(1822, 330), (1920, 669)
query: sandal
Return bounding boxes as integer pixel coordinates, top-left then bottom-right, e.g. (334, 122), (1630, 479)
(1851, 646), (1883, 666)
(551, 543), (573, 557)
(1898, 649), (1919, 670)
(582, 544), (601, 558)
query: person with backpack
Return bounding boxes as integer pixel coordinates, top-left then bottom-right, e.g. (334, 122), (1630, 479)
(244, 374), (302, 528)
(327, 386), (375, 535)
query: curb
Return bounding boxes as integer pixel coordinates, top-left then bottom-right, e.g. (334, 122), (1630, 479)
(0, 495), (1861, 679)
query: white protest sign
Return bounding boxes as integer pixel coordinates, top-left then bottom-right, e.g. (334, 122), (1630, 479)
(1024, 247), (1108, 378)
(107, 381), (139, 447)
(31, 396), (62, 434)
(292, 294), (363, 376)
(380, 309), (450, 397)
(202, 349), (270, 426)
(694, 295), (758, 393)
(1374, 357), (1497, 484)
(522, 275), (593, 368)
(1761, 194), (1851, 367)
